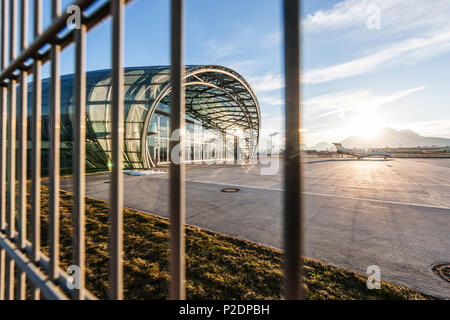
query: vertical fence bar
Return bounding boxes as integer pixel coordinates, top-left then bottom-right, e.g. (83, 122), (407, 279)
(73, 21), (86, 301)
(7, 0), (15, 243)
(0, 0), (8, 301)
(0, 0), (135, 301)
(5, 0), (17, 300)
(31, 0), (42, 300)
(110, 0), (124, 300)
(283, 0), (304, 300)
(49, 0), (61, 283)
(17, 0), (28, 300)
(169, 0), (186, 300)
(6, 84), (15, 300)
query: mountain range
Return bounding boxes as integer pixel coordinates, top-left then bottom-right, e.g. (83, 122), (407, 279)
(307, 127), (450, 150)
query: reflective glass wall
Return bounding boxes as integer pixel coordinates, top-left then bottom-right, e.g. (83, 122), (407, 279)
(21, 66), (260, 174)
(147, 105), (235, 165)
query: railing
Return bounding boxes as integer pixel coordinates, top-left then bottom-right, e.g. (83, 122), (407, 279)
(0, 0), (303, 300)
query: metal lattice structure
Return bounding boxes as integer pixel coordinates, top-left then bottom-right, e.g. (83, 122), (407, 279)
(0, 0), (128, 301)
(35, 65), (260, 171)
(0, 0), (303, 300)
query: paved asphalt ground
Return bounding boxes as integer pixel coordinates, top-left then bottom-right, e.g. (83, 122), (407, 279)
(59, 158), (450, 299)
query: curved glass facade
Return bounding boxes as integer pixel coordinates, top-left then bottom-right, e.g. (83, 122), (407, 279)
(29, 65), (260, 172)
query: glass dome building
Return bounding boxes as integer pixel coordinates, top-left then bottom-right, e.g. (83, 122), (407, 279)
(35, 65), (260, 172)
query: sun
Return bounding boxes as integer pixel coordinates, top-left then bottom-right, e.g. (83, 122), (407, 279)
(350, 113), (385, 138)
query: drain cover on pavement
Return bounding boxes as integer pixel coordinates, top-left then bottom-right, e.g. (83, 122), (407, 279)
(221, 188), (240, 193)
(432, 263), (450, 282)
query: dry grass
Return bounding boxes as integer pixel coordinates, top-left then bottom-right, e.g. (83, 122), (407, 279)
(29, 185), (432, 300)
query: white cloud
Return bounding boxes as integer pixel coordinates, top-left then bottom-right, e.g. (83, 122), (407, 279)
(303, 0), (450, 34)
(394, 120), (450, 138)
(302, 0), (450, 84)
(304, 86), (426, 119)
(248, 73), (284, 92)
(258, 95), (283, 106)
(226, 60), (261, 75)
(249, 76), (427, 111)
(303, 0), (373, 32)
(204, 40), (241, 61)
(302, 30), (450, 84)
(299, 0), (450, 142)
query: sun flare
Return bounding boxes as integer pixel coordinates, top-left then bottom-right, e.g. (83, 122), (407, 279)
(350, 113), (385, 138)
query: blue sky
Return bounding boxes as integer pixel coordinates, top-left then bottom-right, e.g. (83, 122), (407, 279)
(301, 0), (450, 146)
(38, 0), (450, 147)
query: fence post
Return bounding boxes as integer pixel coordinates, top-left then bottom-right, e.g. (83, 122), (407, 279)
(283, 0), (304, 300)
(110, 0), (125, 300)
(169, 0), (186, 300)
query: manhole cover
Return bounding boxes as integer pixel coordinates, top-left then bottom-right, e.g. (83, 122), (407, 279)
(221, 188), (240, 193)
(432, 263), (450, 282)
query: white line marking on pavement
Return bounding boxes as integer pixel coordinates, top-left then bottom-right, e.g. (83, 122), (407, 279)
(186, 179), (283, 192)
(186, 179), (450, 211)
(303, 191), (450, 211)
(245, 163), (256, 173)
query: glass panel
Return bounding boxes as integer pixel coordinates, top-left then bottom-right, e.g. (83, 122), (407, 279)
(160, 139), (168, 163)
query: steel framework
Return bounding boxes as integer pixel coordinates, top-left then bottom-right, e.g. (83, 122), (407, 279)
(44, 65), (260, 170)
(25, 66), (261, 172)
(0, 0), (303, 300)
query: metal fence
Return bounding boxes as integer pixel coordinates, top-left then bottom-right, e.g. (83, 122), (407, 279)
(0, 0), (303, 300)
